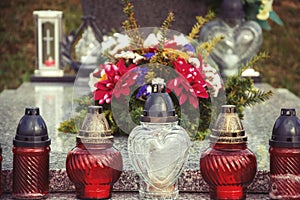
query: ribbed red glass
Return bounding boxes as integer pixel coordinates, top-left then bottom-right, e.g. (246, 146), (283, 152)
(66, 141), (122, 199)
(200, 143), (257, 200)
(12, 146), (50, 199)
(269, 147), (300, 199)
(0, 149), (2, 197)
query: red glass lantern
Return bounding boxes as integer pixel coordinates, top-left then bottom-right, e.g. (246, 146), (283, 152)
(269, 108), (300, 199)
(66, 106), (122, 199)
(12, 107), (51, 199)
(200, 105), (257, 200)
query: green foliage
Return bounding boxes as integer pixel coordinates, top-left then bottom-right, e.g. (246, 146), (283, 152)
(269, 10), (284, 26)
(129, 90), (144, 125)
(157, 12), (175, 52)
(57, 118), (78, 134)
(226, 52), (273, 118)
(189, 10), (216, 40)
(198, 34), (224, 60)
(57, 94), (92, 133)
(192, 98), (212, 140)
(122, 0), (144, 53)
(74, 94), (94, 112)
(150, 12), (175, 65)
(122, 0), (138, 31)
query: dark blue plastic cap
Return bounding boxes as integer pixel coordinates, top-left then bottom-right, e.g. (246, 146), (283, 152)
(269, 108), (300, 148)
(13, 107), (51, 147)
(220, 0), (245, 20)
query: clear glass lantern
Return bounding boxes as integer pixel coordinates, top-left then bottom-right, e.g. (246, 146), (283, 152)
(199, 0), (262, 79)
(128, 79), (190, 200)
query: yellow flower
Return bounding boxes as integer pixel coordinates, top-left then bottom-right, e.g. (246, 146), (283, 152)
(99, 70), (107, 81)
(162, 48), (190, 61)
(256, 0), (274, 20)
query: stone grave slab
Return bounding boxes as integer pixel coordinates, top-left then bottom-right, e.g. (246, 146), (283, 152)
(0, 82), (299, 196)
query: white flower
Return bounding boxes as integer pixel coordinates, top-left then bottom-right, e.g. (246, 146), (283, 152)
(173, 34), (190, 46)
(115, 51), (136, 59)
(111, 33), (131, 54)
(89, 68), (100, 92)
(152, 77), (165, 85)
(101, 35), (117, 52)
(202, 63), (223, 97)
(115, 50), (145, 64)
(100, 33), (131, 55)
(188, 57), (200, 68)
(143, 33), (160, 47)
(132, 54), (144, 63)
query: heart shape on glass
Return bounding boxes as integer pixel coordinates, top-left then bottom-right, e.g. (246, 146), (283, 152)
(128, 125), (190, 189)
(200, 19), (262, 76)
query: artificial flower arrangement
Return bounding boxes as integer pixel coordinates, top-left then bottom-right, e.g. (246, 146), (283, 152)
(59, 0), (273, 140)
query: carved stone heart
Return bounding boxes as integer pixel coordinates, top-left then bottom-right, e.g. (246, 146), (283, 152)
(200, 19), (262, 77)
(128, 125), (190, 189)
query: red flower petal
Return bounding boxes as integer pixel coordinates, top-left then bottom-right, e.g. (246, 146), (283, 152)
(116, 59), (128, 75)
(99, 99), (104, 104)
(179, 94), (187, 105)
(105, 98), (111, 104)
(189, 96), (199, 109)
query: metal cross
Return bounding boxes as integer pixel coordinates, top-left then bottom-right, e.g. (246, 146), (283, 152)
(43, 29), (54, 55)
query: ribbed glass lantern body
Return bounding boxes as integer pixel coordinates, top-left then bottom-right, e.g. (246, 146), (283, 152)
(12, 107), (51, 199)
(0, 146), (2, 197)
(66, 106), (123, 199)
(200, 143), (256, 200)
(200, 105), (257, 200)
(269, 147), (300, 199)
(269, 108), (300, 199)
(66, 142), (122, 199)
(13, 146), (50, 199)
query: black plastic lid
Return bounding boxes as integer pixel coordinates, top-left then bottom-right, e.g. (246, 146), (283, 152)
(13, 107), (51, 147)
(141, 82), (177, 123)
(269, 108), (300, 148)
(220, 0), (245, 20)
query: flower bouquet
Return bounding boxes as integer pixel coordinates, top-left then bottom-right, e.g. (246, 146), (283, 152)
(59, 0), (272, 140)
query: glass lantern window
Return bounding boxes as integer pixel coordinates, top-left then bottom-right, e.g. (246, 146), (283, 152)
(42, 22), (55, 67)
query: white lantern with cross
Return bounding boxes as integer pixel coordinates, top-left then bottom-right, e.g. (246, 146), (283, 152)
(33, 10), (64, 77)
